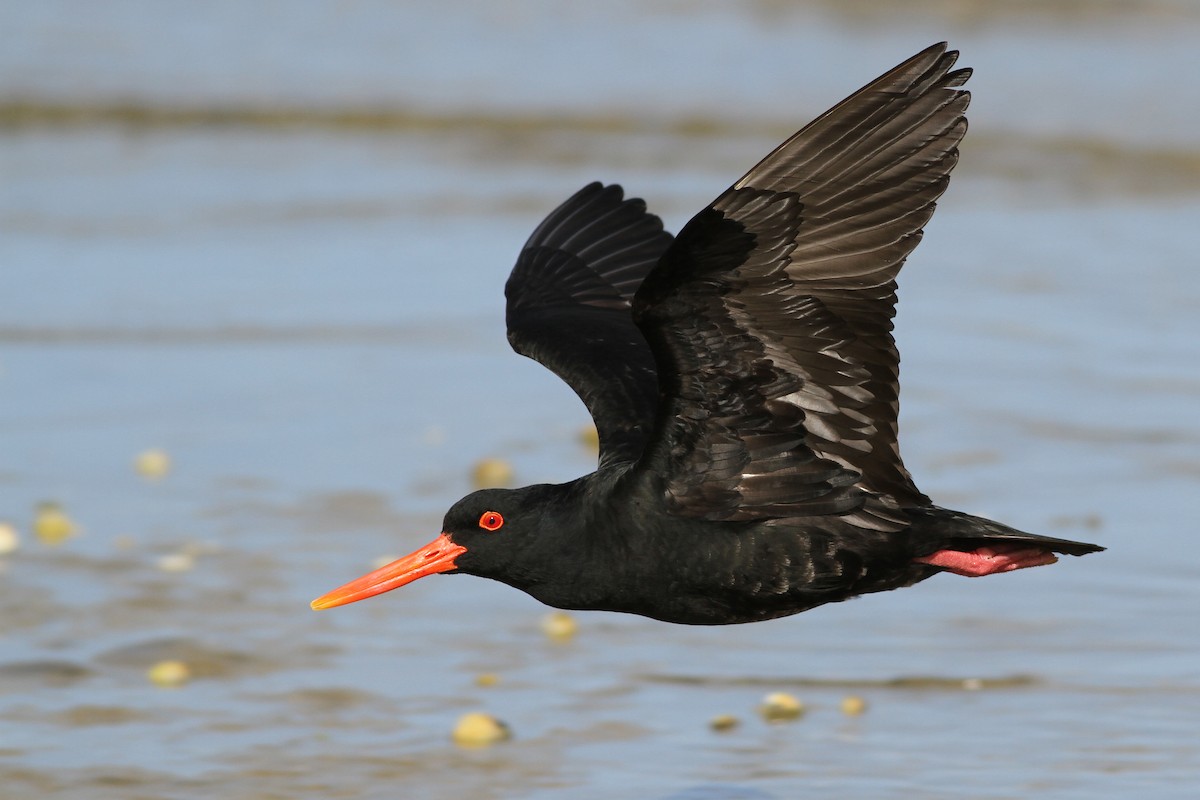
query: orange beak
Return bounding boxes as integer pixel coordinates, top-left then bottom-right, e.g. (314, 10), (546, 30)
(310, 533), (467, 610)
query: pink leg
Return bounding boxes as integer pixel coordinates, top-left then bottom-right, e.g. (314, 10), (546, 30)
(914, 544), (1059, 577)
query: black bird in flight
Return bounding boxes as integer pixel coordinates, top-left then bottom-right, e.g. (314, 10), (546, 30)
(313, 43), (1102, 625)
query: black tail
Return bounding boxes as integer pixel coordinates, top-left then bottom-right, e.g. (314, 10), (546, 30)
(907, 507), (1105, 558)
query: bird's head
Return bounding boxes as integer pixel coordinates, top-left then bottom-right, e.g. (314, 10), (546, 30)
(310, 486), (553, 611)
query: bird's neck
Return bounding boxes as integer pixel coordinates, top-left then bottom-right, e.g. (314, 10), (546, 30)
(502, 468), (643, 612)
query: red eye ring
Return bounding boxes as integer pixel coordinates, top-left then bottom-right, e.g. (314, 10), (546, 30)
(478, 511), (504, 532)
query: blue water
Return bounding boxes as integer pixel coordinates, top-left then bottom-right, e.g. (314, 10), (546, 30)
(3, 3), (1199, 799)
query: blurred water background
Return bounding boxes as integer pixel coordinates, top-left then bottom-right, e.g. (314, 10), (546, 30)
(2, 2), (1199, 798)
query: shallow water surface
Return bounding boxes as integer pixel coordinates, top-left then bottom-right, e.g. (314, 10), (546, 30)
(2, 3), (1199, 799)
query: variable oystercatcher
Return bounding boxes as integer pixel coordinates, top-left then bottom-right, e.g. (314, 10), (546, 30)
(312, 43), (1102, 625)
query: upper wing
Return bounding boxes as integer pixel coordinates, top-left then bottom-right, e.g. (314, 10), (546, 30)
(506, 183), (674, 468)
(632, 43), (970, 527)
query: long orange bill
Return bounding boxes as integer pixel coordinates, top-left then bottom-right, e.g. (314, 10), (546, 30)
(310, 533), (467, 610)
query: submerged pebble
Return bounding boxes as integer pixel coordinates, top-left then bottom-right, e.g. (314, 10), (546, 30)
(759, 692), (805, 722)
(471, 458), (515, 488)
(134, 448), (171, 479)
(147, 660), (191, 687)
(841, 695), (868, 716)
(370, 553), (399, 570)
(157, 552), (196, 573)
(474, 673), (500, 687)
(452, 712), (511, 747)
(540, 611), (578, 641)
(709, 714), (739, 732)
(0, 522), (20, 555)
(34, 503), (77, 545)
(579, 424), (600, 452)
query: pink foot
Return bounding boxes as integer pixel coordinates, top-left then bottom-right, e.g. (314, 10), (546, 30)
(914, 544), (1059, 577)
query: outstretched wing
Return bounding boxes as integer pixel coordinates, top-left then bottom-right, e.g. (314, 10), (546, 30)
(506, 183), (674, 468)
(633, 43), (970, 528)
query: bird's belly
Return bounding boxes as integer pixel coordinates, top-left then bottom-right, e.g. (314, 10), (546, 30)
(528, 536), (925, 626)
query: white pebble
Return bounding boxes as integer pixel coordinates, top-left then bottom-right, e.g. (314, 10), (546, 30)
(0, 522), (20, 555)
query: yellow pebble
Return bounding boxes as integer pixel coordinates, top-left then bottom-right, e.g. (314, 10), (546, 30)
(579, 424), (600, 452)
(709, 714), (739, 732)
(147, 660), (191, 687)
(759, 692), (805, 722)
(540, 611), (578, 641)
(840, 695), (868, 716)
(474, 673), (500, 687)
(134, 448), (171, 479)
(471, 458), (514, 489)
(451, 712), (511, 747)
(34, 503), (77, 545)
(0, 522), (20, 556)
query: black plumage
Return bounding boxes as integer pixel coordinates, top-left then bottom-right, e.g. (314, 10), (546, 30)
(313, 43), (1102, 625)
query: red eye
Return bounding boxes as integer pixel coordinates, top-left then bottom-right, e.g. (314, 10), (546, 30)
(478, 511), (504, 531)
